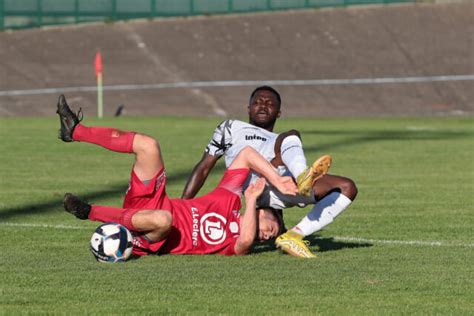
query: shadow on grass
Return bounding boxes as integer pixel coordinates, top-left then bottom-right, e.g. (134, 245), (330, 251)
(301, 129), (471, 155)
(1, 128), (470, 221)
(0, 167), (227, 221)
(252, 236), (372, 255)
(308, 236), (372, 253)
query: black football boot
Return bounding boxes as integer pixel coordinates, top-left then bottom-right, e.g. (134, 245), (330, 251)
(63, 193), (91, 220)
(56, 94), (83, 142)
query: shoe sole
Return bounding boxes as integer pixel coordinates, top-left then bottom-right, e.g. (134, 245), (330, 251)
(56, 99), (78, 142)
(297, 155), (332, 196)
(309, 154), (332, 184)
(58, 116), (73, 142)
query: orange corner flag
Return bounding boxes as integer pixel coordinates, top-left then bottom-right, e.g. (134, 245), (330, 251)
(95, 51), (102, 76)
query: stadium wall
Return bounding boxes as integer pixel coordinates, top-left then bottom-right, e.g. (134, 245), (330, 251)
(0, 2), (472, 117)
(0, 0), (414, 30)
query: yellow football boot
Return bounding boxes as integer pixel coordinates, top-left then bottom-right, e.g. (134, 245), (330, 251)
(275, 230), (317, 258)
(296, 155), (332, 196)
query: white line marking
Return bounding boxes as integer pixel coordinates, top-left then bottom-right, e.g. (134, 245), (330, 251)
(0, 222), (90, 230)
(1, 75), (473, 97)
(405, 126), (436, 131)
(326, 236), (474, 248)
(1, 222), (473, 248)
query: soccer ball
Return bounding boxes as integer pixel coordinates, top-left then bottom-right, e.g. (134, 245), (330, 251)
(90, 223), (133, 263)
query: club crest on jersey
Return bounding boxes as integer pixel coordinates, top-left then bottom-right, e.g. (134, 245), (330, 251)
(200, 213), (227, 245)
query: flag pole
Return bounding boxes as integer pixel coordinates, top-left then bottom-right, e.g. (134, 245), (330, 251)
(95, 51), (103, 118)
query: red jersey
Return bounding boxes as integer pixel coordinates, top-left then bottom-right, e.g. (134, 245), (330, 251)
(123, 168), (249, 256)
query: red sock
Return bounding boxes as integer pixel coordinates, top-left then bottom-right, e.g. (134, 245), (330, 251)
(72, 124), (135, 153)
(88, 205), (138, 231)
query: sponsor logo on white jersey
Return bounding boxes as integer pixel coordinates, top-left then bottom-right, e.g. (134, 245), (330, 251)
(245, 134), (267, 141)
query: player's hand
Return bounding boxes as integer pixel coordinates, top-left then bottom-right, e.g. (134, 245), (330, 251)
(275, 176), (298, 196)
(244, 178), (266, 200)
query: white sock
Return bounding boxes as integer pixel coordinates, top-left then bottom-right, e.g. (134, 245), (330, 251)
(281, 135), (307, 178)
(292, 192), (352, 236)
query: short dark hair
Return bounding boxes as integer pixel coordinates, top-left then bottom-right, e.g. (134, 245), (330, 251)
(266, 208), (286, 236)
(249, 86), (281, 107)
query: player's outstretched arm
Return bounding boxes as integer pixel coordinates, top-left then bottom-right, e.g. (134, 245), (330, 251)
(234, 178), (266, 255)
(181, 153), (220, 199)
(229, 146), (298, 196)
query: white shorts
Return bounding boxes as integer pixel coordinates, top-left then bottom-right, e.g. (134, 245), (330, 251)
(257, 184), (316, 209)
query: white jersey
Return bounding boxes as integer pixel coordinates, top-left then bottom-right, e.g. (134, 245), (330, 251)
(206, 119), (279, 167)
(206, 119), (285, 187)
(205, 119), (315, 209)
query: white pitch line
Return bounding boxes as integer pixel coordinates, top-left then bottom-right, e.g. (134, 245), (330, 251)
(0, 222), (90, 230)
(1, 222), (473, 248)
(0, 75), (473, 97)
(326, 236), (474, 248)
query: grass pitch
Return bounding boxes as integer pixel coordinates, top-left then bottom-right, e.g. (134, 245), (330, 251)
(0, 116), (473, 315)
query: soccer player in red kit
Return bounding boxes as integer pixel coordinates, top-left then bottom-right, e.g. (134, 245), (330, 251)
(57, 95), (298, 256)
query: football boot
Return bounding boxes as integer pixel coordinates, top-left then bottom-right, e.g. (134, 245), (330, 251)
(275, 230), (317, 258)
(63, 193), (91, 220)
(296, 155), (332, 196)
(56, 94), (82, 142)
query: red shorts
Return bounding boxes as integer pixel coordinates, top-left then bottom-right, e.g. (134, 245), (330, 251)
(122, 167), (172, 211)
(122, 168), (172, 256)
(131, 231), (167, 256)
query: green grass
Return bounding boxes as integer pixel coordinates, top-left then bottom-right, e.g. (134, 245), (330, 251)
(0, 116), (473, 315)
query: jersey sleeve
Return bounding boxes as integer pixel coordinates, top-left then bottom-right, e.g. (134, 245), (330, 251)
(216, 168), (250, 196)
(205, 119), (234, 157)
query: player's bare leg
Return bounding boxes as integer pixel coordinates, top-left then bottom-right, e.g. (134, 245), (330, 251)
(56, 94), (164, 180)
(63, 193), (172, 242)
(313, 175), (358, 201)
(228, 146), (297, 196)
(130, 134), (164, 182)
(58, 94), (168, 240)
(130, 210), (172, 242)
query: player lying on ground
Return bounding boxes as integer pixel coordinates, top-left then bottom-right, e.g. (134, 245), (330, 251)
(182, 86), (358, 258)
(56, 95), (298, 256)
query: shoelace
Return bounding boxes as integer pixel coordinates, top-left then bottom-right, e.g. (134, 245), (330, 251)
(76, 108), (83, 122)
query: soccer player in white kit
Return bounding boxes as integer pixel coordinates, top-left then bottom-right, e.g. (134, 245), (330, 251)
(182, 86), (358, 258)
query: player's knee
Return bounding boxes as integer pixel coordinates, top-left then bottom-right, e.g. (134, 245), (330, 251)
(240, 146), (255, 155)
(340, 178), (358, 200)
(134, 134), (161, 156)
(142, 210), (172, 243)
(148, 210), (172, 232)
